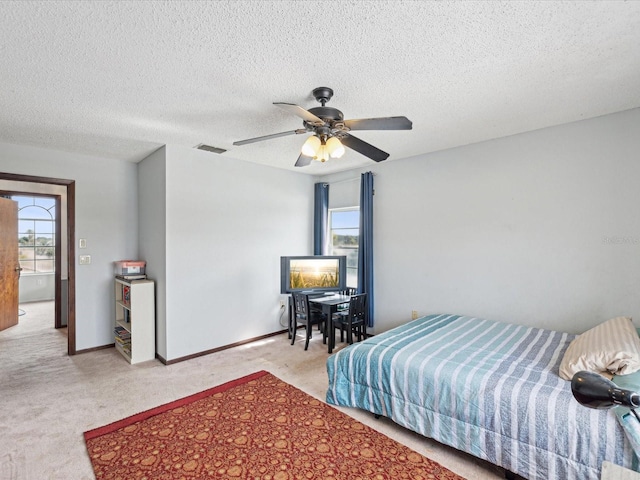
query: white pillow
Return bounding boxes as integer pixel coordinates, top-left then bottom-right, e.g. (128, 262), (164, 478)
(559, 316), (640, 380)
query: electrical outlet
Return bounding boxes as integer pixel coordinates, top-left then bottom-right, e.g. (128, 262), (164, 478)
(411, 310), (418, 320)
(279, 300), (286, 308)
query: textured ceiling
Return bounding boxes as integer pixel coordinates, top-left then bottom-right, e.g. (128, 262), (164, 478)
(0, 1), (639, 175)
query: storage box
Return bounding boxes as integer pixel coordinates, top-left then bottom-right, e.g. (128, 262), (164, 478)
(114, 260), (146, 276)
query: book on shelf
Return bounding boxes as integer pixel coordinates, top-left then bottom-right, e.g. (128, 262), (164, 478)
(122, 285), (131, 307)
(114, 326), (131, 339)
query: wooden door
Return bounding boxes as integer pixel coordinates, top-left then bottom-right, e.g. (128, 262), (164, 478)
(0, 197), (20, 331)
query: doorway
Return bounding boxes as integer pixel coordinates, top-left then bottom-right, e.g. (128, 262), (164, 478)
(0, 172), (76, 354)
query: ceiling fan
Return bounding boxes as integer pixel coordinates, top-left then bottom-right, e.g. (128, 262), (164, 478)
(233, 87), (412, 167)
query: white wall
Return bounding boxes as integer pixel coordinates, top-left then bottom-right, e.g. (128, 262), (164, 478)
(140, 144), (315, 361)
(320, 108), (640, 334)
(0, 142), (138, 349)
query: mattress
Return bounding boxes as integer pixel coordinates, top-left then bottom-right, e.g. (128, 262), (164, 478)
(326, 314), (639, 480)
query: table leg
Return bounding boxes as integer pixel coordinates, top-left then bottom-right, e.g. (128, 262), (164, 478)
(327, 305), (335, 354)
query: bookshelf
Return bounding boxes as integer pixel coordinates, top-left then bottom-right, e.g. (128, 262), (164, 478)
(114, 277), (155, 364)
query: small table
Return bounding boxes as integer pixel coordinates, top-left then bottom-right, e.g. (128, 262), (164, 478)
(308, 294), (352, 354)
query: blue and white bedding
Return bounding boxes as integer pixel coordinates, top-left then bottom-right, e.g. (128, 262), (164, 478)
(326, 314), (639, 480)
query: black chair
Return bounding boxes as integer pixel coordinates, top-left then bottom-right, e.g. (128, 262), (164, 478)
(331, 293), (367, 350)
(291, 293), (326, 350)
(340, 287), (357, 296)
(336, 287), (357, 312)
(333, 287), (358, 337)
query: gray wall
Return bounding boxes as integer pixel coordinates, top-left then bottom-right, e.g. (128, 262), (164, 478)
(4, 107), (638, 354)
(321, 108), (640, 334)
(137, 147), (168, 357)
(19, 273), (55, 303)
(139, 144), (315, 361)
(0, 141), (138, 349)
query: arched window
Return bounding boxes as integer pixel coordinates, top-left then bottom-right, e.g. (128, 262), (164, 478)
(15, 196), (56, 274)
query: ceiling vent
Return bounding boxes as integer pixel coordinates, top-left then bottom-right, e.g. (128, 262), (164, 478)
(195, 144), (227, 154)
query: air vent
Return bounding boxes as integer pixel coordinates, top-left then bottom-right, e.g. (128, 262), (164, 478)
(195, 144), (227, 154)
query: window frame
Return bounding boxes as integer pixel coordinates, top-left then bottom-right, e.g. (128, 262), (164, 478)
(15, 196), (56, 275)
(328, 206), (360, 289)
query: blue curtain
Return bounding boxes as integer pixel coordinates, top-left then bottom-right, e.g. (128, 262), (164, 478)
(313, 182), (329, 255)
(358, 172), (374, 327)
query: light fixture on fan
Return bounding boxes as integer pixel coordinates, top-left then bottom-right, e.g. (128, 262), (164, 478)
(233, 86), (412, 167)
(301, 135), (345, 162)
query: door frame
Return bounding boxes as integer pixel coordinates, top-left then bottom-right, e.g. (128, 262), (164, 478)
(0, 172), (76, 355)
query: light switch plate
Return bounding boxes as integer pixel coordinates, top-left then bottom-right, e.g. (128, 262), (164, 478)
(79, 238), (87, 248)
(79, 255), (91, 265)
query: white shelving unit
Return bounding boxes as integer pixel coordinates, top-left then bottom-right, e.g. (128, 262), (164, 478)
(114, 278), (155, 364)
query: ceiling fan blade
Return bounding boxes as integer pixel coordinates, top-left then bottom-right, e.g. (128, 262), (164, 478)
(274, 102), (325, 125)
(294, 153), (313, 167)
(233, 129), (306, 146)
(340, 134), (390, 162)
(344, 116), (412, 131)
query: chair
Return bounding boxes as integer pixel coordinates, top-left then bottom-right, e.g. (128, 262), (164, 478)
(331, 293), (367, 350)
(336, 287), (357, 312)
(291, 293), (326, 350)
(340, 287), (357, 296)
(333, 287), (358, 338)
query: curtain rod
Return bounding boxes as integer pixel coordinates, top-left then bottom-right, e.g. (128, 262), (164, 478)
(324, 171), (376, 186)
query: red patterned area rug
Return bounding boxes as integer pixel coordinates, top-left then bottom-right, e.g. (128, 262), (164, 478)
(84, 370), (464, 479)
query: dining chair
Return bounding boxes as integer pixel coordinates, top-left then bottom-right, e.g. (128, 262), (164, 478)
(331, 293), (367, 350)
(333, 287), (358, 339)
(340, 287), (357, 296)
(336, 287), (357, 312)
(291, 292), (326, 350)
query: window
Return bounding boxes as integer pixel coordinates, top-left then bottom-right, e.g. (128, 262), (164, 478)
(14, 196), (56, 274)
(329, 207), (359, 288)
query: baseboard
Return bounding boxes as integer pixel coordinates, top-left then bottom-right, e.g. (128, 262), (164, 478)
(156, 329), (289, 365)
(75, 343), (116, 354)
(73, 327), (369, 361)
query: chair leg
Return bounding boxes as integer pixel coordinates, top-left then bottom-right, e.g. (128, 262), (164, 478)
(329, 321), (338, 353)
(322, 318), (327, 344)
(346, 322), (353, 344)
(291, 324), (296, 345)
(304, 322), (311, 350)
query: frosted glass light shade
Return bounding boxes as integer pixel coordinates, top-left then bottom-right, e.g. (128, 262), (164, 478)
(301, 135), (321, 157)
(317, 144), (329, 162)
(326, 137), (345, 158)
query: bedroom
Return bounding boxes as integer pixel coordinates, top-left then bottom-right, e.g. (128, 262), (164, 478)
(1, 1), (640, 478)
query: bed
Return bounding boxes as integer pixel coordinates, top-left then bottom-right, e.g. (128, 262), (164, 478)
(326, 313), (639, 480)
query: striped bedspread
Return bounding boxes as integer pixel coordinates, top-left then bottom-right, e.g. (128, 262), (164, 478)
(326, 314), (639, 480)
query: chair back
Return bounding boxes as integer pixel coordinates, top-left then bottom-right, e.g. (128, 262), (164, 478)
(348, 293), (367, 325)
(341, 287), (357, 296)
(292, 292), (311, 321)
